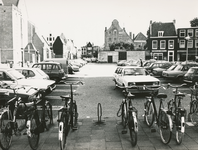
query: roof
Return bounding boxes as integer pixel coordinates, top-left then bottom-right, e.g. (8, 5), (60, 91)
(2, 0), (19, 6)
(118, 66), (143, 69)
(150, 22), (176, 37)
(134, 32), (147, 41)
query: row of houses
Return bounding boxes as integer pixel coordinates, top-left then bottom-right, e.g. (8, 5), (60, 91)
(0, 0), (78, 67)
(92, 19), (198, 63)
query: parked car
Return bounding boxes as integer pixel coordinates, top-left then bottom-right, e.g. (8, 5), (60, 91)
(0, 68), (56, 95)
(117, 60), (127, 66)
(162, 62), (198, 82)
(32, 61), (66, 83)
(144, 61), (170, 73)
(113, 66), (160, 94)
(0, 83), (39, 104)
(143, 59), (156, 67)
(68, 63), (79, 72)
(15, 67), (50, 80)
(151, 62), (174, 76)
(183, 67), (198, 85)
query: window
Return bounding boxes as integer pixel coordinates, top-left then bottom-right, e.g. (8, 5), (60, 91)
(179, 40), (185, 48)
(114, 30), (117, 35)
(187, 40), (193, 48)
(152, 40), (158, 49)
(168, 40), (174, 49)
(196, 29), (198, 37)
(188, 29), (193, 37)
(160, 40), (166, 49)
(109, 38), (111, 42)
(153, 53), (163, 60)
(158, 31), (164, 37)
(195, 40), (198, 48)
(180, 30), (185, 37)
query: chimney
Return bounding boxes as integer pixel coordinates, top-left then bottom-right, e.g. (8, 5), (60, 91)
(173, 19), (176, 24)
(129, 32), (132, 38)
(133, 34), (135, 39)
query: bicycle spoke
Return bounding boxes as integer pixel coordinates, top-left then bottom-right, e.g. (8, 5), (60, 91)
(144, 101), (154, 127)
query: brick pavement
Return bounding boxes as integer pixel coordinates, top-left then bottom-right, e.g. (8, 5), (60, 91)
(6, 116), (198, 150)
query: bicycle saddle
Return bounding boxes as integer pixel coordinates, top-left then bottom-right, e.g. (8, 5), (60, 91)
(127, 92), (135, 99)
(175, 92), (185, 97)
(60, 94), (71, 99)
(157, 93), (167, 99)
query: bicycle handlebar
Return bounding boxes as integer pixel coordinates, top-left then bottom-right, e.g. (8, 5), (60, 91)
(62, 81), (84, 85)
(142, 85), (164, 91)
(167, 83), (187, 89)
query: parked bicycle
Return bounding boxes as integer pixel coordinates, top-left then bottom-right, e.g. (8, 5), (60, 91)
(116, 85), (138, 146)
(144, 85), (173, 144)
(0, 82), (53, 150)
(189, 82), (198, 125)
(167, 83), (186, 145)
(57, 81), (83, 150)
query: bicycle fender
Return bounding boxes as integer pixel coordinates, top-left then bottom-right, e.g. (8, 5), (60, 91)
(59, 122), (63, 141)
(181, 116), (185, 133)
(133, 112), (138, 132)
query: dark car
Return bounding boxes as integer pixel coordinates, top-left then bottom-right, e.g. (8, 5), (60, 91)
(152, 62), (174, 76)
(32, 62), (66, 83)
(144, 61), (170, 73)
(183, 67), (198, 85)
(162, 62), (198, 82)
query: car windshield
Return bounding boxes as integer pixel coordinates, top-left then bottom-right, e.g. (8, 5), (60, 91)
(8, 70), (25, 80)
(167, 65), (177, 71)
(172, 65), (183, 71)
(36, 69), (47, 76)
(186, 68), (195, 74)
(124, 68), (145, 75)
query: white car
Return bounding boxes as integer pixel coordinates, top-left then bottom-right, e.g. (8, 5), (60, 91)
(113, 66), (160, 94)
(0, 68), (56, 96)
(15, 67), (50, 80)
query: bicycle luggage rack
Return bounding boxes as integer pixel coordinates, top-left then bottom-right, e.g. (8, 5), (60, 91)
(93, 103), (105, 125)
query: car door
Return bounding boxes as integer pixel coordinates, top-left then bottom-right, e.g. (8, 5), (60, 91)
(50, 64), (59, 79)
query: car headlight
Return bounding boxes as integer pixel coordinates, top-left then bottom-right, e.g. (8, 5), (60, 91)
(153, 82), (159, 85)
(128, 82), (136, 86)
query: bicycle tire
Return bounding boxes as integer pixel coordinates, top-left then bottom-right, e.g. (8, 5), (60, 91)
(128, 112), (137, 146)
(72, 101), (78, 128)
(121, 102), (127, 128)
(27, 112), (40, 150)
(144, 101), (154, 127)
(45, 102), (53, 130)
(190, 102), (198, 125)
(59, 112), (70, 150)
(0, 110), (12, 150)
(175, 110), (185, 145)
(159, 110), (172, 144)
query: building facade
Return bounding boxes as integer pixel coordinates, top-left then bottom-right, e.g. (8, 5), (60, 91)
(104, 19), (134, 50)
(177, 27), (198, 61)
(147, 20), (177, 61)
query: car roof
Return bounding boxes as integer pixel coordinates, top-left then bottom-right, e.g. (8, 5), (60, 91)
(117, 66), (143, 69)
(32, 61), (61, 65)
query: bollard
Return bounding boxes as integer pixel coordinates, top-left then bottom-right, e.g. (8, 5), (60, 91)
(93, 103), (105, 125)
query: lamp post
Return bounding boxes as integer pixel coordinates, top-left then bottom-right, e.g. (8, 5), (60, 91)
(185, 35), (191, 63)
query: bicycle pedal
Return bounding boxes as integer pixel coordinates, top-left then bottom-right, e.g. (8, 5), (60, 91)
(151, 128), (156, 132)
(122, 130), (127, 134)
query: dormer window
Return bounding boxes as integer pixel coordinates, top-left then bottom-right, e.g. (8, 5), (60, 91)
(158, 31), (164, 37)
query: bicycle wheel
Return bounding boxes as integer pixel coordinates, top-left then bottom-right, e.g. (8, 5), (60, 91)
(0, 110), (12, 150)
(144, 101), (154, 127)
(121, 102), (127, 128)
(190, 103), (198, 125)
(45, 102), (53, 130)
(59, 112), (70, 150)
(175, 109), (185, 145)
(159, 110), (172, 144)
(72, 101), (78, 128)
(27, 112), (40, 150)
(128, 112), (137, 146)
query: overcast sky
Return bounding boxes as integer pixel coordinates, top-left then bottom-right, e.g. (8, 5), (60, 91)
(24, 0), (198, 49)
